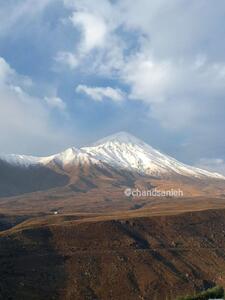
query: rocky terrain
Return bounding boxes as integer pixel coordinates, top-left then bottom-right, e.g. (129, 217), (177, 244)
(1, 208), (225, 299)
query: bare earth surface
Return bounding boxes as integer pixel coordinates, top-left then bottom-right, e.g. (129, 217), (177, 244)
(1, 204), (225, 300)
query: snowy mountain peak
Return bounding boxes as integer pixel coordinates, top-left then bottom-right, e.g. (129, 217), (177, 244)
(93, 132), (147, 147)
(52, 147), (99, 166)
(83, 132), (225, 180)
(0, 132), (224, 180)
(56, 147), (79, 159)
(52, 147), (79, 165)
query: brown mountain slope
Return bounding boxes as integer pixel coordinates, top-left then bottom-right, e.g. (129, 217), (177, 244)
(1, 208), (225, 300)
(0, 165), (225, 216)
(0, 159), (69, 197)
(1, 153), (225, 211)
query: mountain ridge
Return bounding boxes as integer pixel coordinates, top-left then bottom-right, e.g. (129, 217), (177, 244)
(0, 131), (224, 180)
(83, 132), (225, 180)
(0, 131), (225, 211)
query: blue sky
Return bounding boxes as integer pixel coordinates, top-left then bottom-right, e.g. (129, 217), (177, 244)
(0, 0), (225, 174)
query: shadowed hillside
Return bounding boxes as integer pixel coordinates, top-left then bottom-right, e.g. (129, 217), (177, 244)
(1, 209), (225, 299)
(0, 160), (69, 197)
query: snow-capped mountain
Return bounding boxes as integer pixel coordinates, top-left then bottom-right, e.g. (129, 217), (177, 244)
(83, 132), (225, 179)
(1, 132), (224, 180)
(0, 147), (99, 168)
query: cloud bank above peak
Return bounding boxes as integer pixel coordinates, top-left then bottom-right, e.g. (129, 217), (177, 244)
(59, 0), (225, 136)
(0, 0), (225, 171)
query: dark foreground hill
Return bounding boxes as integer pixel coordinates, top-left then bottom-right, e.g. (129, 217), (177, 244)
(1, 208), (225, 300)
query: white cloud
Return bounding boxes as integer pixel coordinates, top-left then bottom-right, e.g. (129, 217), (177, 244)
(58, 0), (122, 71)
(1, 0), (225, 160)
(44, 96), (66, 110)
(0, 57), (33, 89)
(0, 0), (54, 36)
(120, 53), (225, 129)
(63, 0), (114, 23)
(196, 158), (225, 176)
(76, 85), (125, 102)
(70, 12), (107, 53)
(55, 0), (225, 161)
(55, 51), (78, 70)
(55, 11), (109, 69)
(0, 57), (73, 155)
(123, 55), (174, 103)
(59, 0), (225, 132)
(0, 57), (14, 83)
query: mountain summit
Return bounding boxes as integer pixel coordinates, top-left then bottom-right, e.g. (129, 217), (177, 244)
(93, 131), (147, 147)
(1, 132), (224, 180)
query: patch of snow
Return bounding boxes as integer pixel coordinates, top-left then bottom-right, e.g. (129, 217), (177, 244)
(1, 132), (224, 180)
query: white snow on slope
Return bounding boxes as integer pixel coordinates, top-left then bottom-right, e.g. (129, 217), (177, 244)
(0, 147), (99, 168)
(52, 147), (100, 166)
(0, 132), (224, 180)
(83, 132), (225, 179)
(0, 154), (50, 167)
